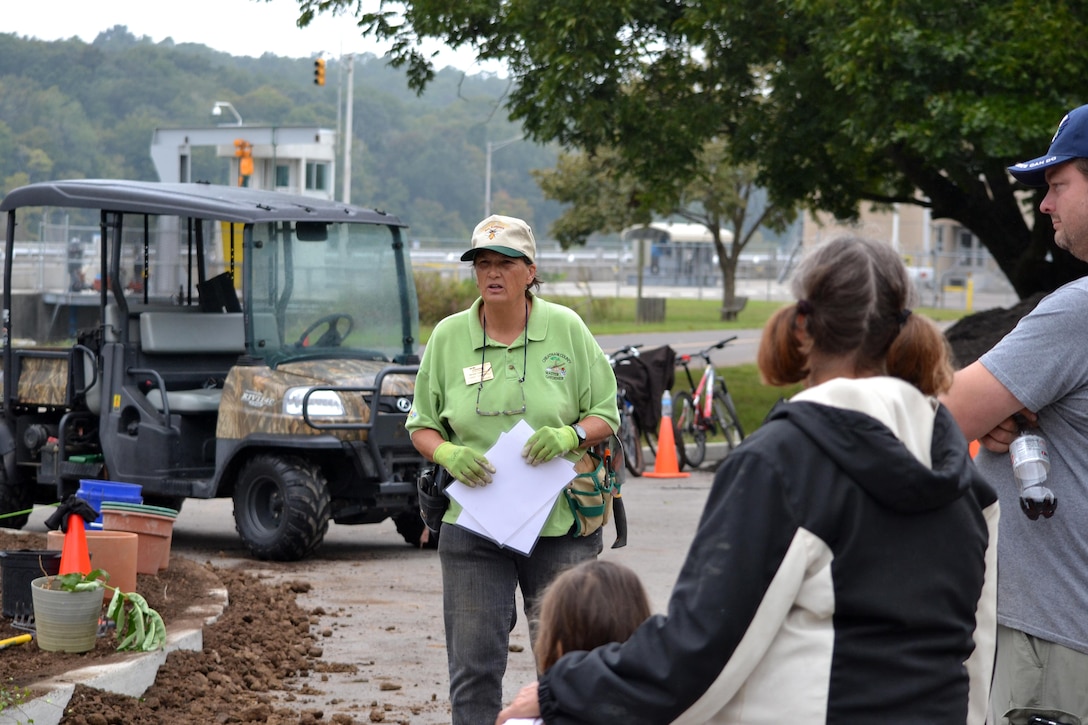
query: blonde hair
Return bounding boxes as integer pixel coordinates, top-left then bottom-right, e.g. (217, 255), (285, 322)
(533, 560), (652, 673)
(758, 236), (953, 396)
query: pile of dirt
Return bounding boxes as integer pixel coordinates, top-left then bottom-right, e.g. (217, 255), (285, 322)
(944, 293), (1045, 368)
(0, 529), (369, 724)
(0, 529), (222, 684)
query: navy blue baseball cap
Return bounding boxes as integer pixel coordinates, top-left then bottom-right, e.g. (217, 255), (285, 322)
(1009, 104), (1088, 187)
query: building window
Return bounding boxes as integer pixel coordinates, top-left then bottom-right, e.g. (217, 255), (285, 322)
(305, 162), (329, 192)
(958, 229), (983, 267)
(275, 165), (290, 188)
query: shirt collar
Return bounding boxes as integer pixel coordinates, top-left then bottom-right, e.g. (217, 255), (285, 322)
(469, 292), (543, 350)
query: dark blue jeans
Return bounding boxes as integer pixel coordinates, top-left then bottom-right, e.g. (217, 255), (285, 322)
(439, 523), (603, 725)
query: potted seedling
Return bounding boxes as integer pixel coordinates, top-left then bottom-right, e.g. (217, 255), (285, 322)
(30, 570), (165, 653)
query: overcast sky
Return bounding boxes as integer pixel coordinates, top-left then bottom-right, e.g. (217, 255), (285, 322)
(6, 0), (502, 73)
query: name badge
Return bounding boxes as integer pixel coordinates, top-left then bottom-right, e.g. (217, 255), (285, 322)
(463, 362), (494, 385)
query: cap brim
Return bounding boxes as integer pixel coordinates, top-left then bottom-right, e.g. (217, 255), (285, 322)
(1008, 154), (1076, 187)
(460, 245), (529, 262)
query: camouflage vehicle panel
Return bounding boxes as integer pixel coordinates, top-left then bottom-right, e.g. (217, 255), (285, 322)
(218, 359), (416, 440)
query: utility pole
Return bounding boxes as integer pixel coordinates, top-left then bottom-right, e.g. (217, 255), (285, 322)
(342, 54), (355, 204)
(484, 134), (523, 218)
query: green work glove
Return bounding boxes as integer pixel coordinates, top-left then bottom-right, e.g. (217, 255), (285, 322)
(522, 425), (579, 466)
(433, 442), (495, 487)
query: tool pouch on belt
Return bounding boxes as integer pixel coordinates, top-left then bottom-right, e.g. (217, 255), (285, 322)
(564, 451), (617, 537)
(417, 465), (451, 533)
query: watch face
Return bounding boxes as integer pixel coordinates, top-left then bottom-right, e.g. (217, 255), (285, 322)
(574, 424), (587, 442)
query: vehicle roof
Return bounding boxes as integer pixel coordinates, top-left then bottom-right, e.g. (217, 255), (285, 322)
(0, 179), (406, 227)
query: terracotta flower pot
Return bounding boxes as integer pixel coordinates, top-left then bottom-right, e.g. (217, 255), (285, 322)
(47, 529), (138, 601)
(102, 507), (176, 574)
(30, 575), (104, 653)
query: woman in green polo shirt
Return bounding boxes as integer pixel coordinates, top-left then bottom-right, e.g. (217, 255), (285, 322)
(406, 214), (619, 725)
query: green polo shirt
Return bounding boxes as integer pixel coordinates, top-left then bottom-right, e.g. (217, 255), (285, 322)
(407, 293), (619, 537)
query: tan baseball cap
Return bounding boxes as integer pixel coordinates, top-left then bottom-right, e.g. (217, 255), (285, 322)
(461, 215), (536, 264)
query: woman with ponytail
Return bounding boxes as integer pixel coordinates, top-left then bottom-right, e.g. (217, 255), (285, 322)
(499, 236), (998, 725)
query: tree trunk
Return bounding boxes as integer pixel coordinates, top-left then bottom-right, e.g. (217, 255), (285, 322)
(717, 249), (745, 321)
(895, 151), (1088, 300)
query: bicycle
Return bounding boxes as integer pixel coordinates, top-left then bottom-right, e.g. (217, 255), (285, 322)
(671, 337), (745, 469)
(606, 345), (647, 476)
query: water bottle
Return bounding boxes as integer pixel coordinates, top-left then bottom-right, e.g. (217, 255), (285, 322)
(1010, 418), (1056, 520)
(661, 390), (672, 419)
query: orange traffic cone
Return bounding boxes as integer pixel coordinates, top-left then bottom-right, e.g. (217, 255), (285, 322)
(58, 515), (92, 576)
(644, 415), (690, 479)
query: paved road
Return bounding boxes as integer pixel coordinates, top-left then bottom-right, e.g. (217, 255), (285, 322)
(596, 329), (761, 368)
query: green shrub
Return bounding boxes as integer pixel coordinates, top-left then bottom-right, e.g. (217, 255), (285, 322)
(414, 272), (480, 326)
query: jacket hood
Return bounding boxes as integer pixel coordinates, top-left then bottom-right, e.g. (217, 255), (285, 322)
(765, 383), (975, 514)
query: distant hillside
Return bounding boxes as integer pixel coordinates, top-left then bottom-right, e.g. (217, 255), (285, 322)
(0, 26), (562, 240)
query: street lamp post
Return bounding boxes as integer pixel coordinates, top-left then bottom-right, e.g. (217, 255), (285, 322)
(485, 134), (523, 218)
(211, 101), (244, 125)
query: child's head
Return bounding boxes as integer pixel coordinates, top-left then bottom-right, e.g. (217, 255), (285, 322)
(534, 559), (652, 672)
(758, 235), (954, 395)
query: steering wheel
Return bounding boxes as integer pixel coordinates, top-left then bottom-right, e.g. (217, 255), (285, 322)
(296, 313), (355, 348)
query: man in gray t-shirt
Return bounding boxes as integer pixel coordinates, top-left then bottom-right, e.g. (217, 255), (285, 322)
(943, 104), (1088, 725)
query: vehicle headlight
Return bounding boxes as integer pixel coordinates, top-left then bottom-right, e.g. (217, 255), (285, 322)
(283, 387), (345, 417)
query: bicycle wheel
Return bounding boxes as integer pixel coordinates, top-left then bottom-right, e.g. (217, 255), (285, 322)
(619, 401), (645, 476)
(711, 391), (745, 452)
(672, 390), (706, 469)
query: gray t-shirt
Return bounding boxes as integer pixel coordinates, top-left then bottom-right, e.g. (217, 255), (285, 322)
(976, 277), (1088, 654)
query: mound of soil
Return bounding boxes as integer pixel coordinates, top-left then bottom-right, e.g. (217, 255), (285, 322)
(944, 293), (1046, 368)
(0, 529), (364, 724)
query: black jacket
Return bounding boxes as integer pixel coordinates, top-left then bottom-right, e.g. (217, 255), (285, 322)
(538, 380), (999, 724)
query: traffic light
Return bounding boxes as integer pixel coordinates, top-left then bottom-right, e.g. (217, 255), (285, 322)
(233, 139), (253, 185)
(313, 58), (326, 86)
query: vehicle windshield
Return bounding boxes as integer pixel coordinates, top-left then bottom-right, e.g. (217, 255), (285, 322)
(247, 220), (419, 367)
(1, 207), (418, 368)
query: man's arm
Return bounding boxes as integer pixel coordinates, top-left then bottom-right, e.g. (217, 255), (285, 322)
(940, 361), (1029, 452)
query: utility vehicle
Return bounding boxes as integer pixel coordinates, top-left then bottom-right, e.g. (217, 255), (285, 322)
(0, 179), (427, 560)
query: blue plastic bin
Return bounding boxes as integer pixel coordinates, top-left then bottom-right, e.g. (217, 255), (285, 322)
(76, 479), (143, 529)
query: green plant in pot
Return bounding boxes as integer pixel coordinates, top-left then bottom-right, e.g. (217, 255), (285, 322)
(31, 570), (165, 653)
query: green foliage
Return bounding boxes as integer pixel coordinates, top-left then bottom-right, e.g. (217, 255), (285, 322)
(413, 271), (480, 326)
(0, 677), (33, 721)
(107, 588), (166, 652)
(534, 139), (797, 314)
(50, 569), (109, 592)
(321, 0), (1088, 299)
(0, 29), (563, 242)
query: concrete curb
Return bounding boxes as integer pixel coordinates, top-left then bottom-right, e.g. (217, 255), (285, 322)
(3, 587), (228, 725)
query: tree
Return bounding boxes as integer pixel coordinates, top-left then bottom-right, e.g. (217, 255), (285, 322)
(535, 139), (794, 319)
(295, 0), (1088, 299)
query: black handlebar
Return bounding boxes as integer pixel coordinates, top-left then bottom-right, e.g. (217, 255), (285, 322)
(606, 344), (644, 364)
(678, 337), (739, 365)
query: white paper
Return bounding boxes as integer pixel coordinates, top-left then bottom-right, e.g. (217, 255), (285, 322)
(447, 420), (575, 549)
(501, 498), (557, 555)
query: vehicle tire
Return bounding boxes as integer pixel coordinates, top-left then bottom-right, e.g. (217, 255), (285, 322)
(233, 454), (331, 561)
(618, 402), (645, 477)
(672, 391), (706, 469)
(0, 460), (31, 530)
(712, 391), (745, 452)
(394, 510), (440, 549)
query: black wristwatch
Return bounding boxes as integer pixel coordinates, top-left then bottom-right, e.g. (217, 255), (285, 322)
(572, 423), (588, 446)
